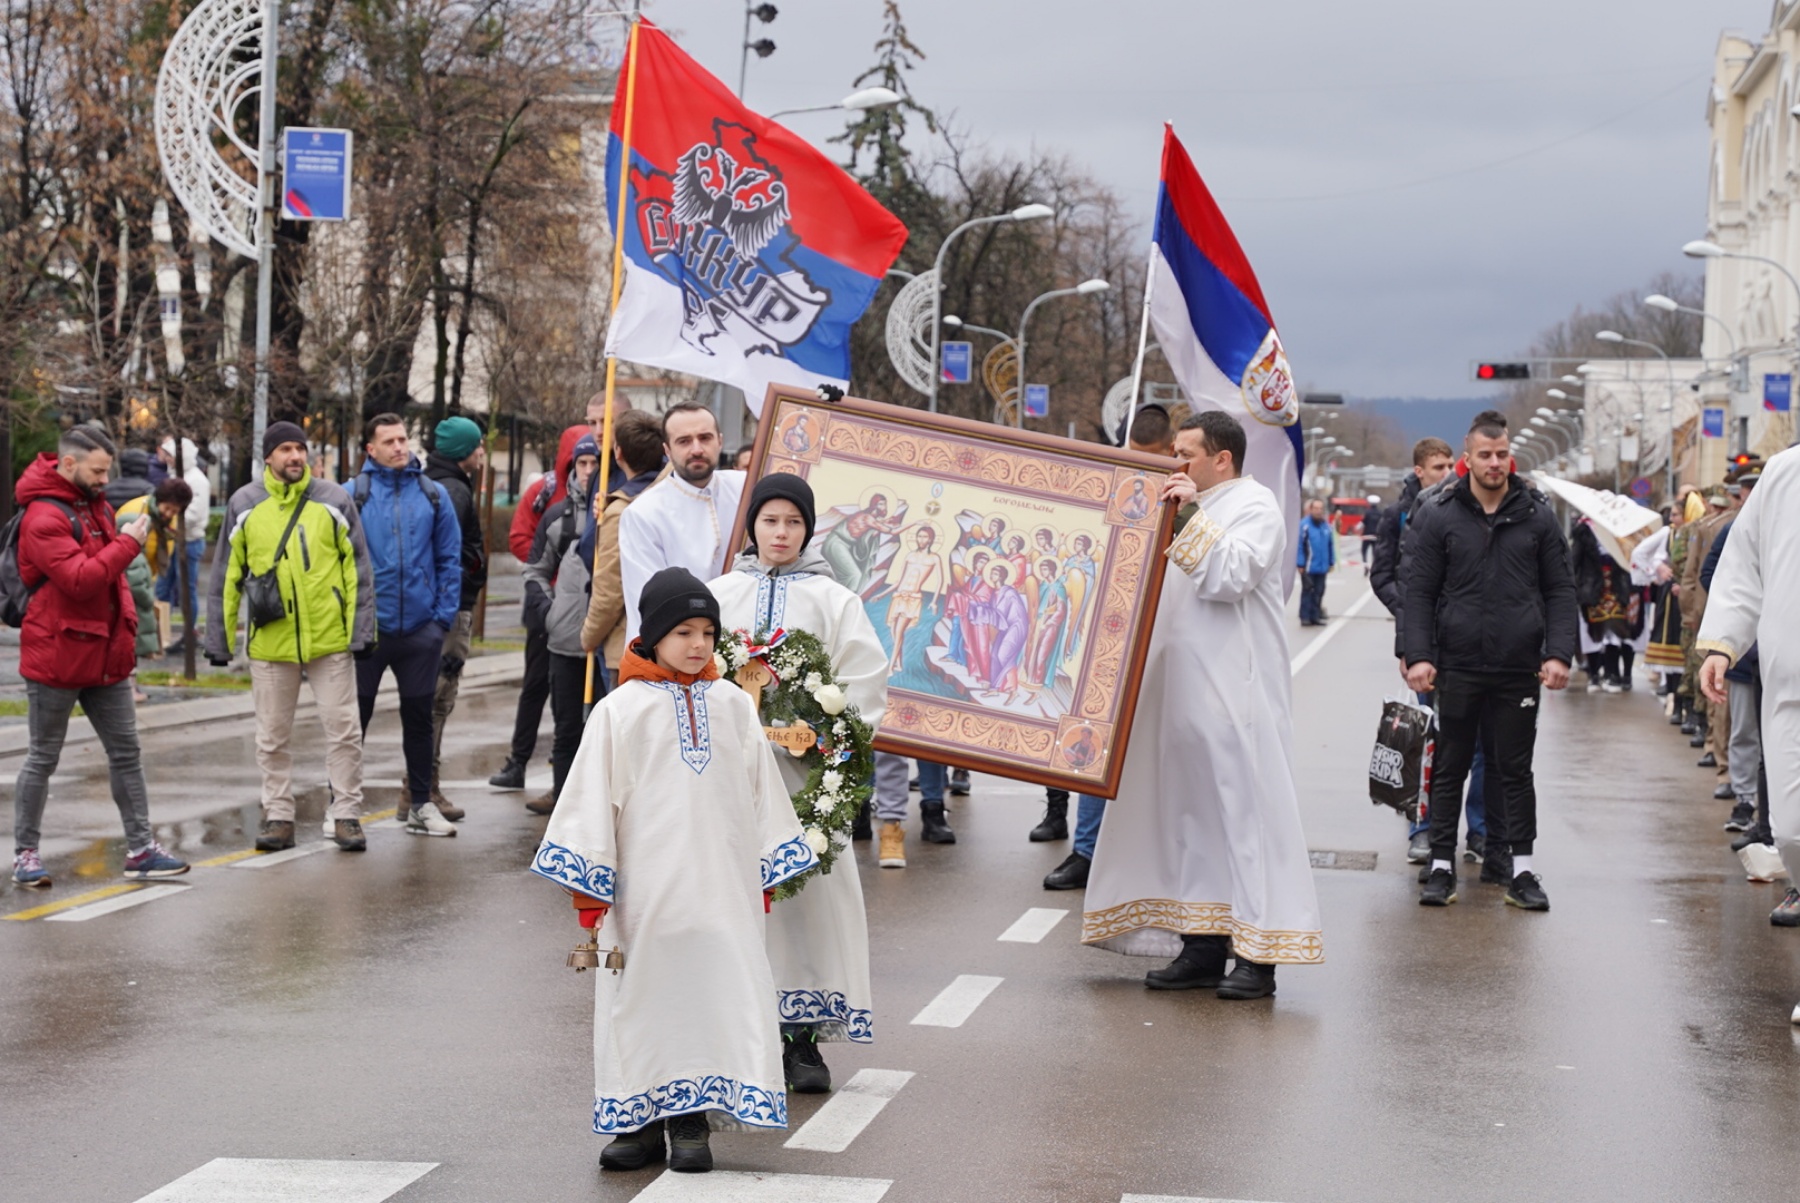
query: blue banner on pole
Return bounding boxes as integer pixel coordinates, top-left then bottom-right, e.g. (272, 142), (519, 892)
(282, 128), (353, 221)
(940, 341), (972, 384)
(1024, 383), (1049, 418)
(1765, 372), (1792, 413)
(1702, 407), (1726, 439)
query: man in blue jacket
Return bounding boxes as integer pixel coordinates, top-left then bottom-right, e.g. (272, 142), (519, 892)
(1296, 499), (1336, 626)
(354, 413), (463, 836)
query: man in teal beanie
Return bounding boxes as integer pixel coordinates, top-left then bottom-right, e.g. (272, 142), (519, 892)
(424, 414), (489, 818)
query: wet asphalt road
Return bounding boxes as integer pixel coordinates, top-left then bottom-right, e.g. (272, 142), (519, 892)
(3, 577), (1799, 1203)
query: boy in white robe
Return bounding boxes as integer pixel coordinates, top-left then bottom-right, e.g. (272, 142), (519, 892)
(1081, 411), (1323, 999)
(532, 567), (817, 1174)
(710, 474), (888, 1095)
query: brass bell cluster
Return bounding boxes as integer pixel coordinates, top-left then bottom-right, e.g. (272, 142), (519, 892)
(568, 934), (624, 974)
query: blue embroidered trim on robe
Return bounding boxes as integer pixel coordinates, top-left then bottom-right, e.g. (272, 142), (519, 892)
(593, 1074), (787, 1132)
(753, 571), (813, 635)
(529, 840), (616, 902)
(761, 835), (819, 889)
(648, 680), (714, 774)
(778, 988), (873, 1042)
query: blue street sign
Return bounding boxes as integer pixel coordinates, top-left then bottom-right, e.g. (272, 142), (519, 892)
(1024, 383), (1049, 418)
(282, 127), (353, 221)
(940, 341), (972, 384)
(1630, 476), (1653, 499)
(1765, 372), (1792, 413)
(1702, 407), (1726, 439)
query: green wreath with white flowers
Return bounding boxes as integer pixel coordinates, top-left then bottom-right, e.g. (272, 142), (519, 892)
(715, 627), (877, 900)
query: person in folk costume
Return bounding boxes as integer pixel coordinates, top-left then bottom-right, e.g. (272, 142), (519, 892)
(1569, 517), (1648, 693)
(530, 568), (818, 1175)
(707, 474), (888, 1095)
(1631, 505), (1686, 700)
(1081, 410), (1323, 998)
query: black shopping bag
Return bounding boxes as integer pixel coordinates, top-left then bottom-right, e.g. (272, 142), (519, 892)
(1369, 697), (1433, 815)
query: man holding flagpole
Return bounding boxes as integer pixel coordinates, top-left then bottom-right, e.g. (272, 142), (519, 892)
(1080, 127), (1320, 998)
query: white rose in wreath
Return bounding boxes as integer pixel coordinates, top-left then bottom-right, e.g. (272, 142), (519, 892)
(814, 683), (848, 715)
(821, 769), (844, 795)
(804, 826), (830, 856)
(712, 653), (730, 677)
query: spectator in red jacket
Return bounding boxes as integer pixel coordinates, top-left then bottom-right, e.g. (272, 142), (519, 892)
(11, 428), (189, 889)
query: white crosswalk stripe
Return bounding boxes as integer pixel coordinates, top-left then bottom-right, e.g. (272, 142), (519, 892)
(230, 844), (332, 870)
(132, 1158), (436, 1202)
(43, 884), (190, 922)
(997, 907), (1067, 943)
(631, 1170), (892, 1202)
(784, 1068), (914, 1152)
(909, 974), (1003, 1027)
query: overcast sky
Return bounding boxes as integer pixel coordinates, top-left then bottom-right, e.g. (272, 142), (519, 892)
(659, 0), (1768, 399)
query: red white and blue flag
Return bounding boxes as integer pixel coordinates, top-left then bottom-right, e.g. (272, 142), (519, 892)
(1144, 125), (1303, 592)
(603, 23), (909, 415)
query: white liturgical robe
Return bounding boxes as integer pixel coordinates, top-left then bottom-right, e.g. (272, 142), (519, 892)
(1081, 474), (1324, 964)
(1698, 445), (1800, 881)
(531, 673), (816, 1132)
(712, 552), (890, 1043)
(618, 469), (747, 642)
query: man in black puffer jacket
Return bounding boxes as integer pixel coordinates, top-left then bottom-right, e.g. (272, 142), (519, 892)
(1404, 410), (1576, 913)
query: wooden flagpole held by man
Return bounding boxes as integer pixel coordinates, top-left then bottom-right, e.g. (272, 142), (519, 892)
(586, 9), (643, 708)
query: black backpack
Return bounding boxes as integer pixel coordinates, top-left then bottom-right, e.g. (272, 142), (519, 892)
(0, 499), (82, 628)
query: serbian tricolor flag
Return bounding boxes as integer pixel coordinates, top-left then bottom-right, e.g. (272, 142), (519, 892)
(1143, 125), (1303, 594)
(603, 22), (908, 416)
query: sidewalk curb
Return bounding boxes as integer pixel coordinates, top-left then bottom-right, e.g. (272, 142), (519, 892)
(0, 651), (526, 760)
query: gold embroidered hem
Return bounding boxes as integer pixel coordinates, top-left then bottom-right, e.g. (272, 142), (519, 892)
(1694, 638), (1740, 667)
(1081, 897), (1324, 964)
(1166, 510), (1224, 573)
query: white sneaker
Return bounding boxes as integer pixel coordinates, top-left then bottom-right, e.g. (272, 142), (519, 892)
(1791, 1002), (1800, 1025)
(405, 802), (458, 837)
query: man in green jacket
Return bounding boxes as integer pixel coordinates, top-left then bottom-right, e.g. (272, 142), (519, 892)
(206, 422), (375, 852)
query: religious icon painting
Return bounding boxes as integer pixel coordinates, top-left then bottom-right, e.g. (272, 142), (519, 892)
(736, 385), (1179, 798)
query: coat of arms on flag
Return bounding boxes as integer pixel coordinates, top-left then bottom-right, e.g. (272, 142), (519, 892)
(604, 23), (909, 415)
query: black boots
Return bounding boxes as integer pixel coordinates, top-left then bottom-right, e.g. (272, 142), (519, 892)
(488, 758), (526, 789)
(599, 1119), (666, 1171)
(1030, 793), (1069, 842)
(920, 802), (955, 844)
(781, 1023), (831, 1094)
(851, 801), (872, 842)
(1145, 934), (1229, 990)
(667, 1113), (713, 1173)
(1043, 851), (1090, 890)
(1216, 959), (1277, 1000)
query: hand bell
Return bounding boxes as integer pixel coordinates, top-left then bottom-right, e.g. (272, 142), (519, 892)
(567, 935), (601, 972)
(604, 945), (625, 974)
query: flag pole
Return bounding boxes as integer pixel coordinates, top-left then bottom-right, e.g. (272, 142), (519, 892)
(586, 7), (643, 709)
(1125, 123), (1171, 420)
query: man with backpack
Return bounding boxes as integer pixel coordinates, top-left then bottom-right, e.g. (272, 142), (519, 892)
(353, 413), (463, 836)
(206, 421), (375, 853)
(8, 426), (189, 887)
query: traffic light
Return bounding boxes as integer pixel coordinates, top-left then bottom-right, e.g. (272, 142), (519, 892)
(1474, 362), (1531, 381)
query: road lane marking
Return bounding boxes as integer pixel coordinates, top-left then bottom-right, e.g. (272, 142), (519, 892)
(632, 1170), (892, 1202)
(784, 1068), (914, 1152)
(193, 849), (262, 868)
(43, 883), (190, 922)
(229, 843), (331, 870)
(133, 1158), (436, 1202)
(1289, 588), (1378, 677)
(909, 974), (1003, 1027)
(997, 907), (1068, 943)
(3, 882), (143, 922)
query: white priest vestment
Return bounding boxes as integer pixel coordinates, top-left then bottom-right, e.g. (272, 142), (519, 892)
(1081, 475), (1324, 965)
(531, 673), (816, 1133)
(618, 469), (747, 643)
(1698, 445), (1800, 881)
(711, 550), (889, 1043)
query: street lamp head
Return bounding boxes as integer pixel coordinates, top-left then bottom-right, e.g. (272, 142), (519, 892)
(941, 315), (964, 329)
(1682, 239), (1725, 259)
(840, 86), (900, 111)
(1075, 278), (1110, 295)
(748, 37), (776, 58)
(1643, 294), (1680, 313)
(1529, 416), (1547, 426)
(1306, 426), (1325, 435)
(1546, 389), (1569, 401)
(1575, 364), (1597, 374)
(1535, 406), (1558, 415)
(1595, 330), (1624, 343)
(1009, 203), (1054, 222)
(1560, 375), (1584, 385)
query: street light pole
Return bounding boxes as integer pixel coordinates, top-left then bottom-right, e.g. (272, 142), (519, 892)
(1596, 330), (1675, 502)
(1646, 291), (1748, 456)
(928, 204), (1053, 413)
(766, 87), (901, 121)
(1015, 278), (1108, 428)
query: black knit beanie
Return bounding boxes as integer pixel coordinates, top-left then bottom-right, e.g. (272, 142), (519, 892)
(636, 567), (722, 654)
(744, 472), (816, 550)
(263, 420), (308, 460)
